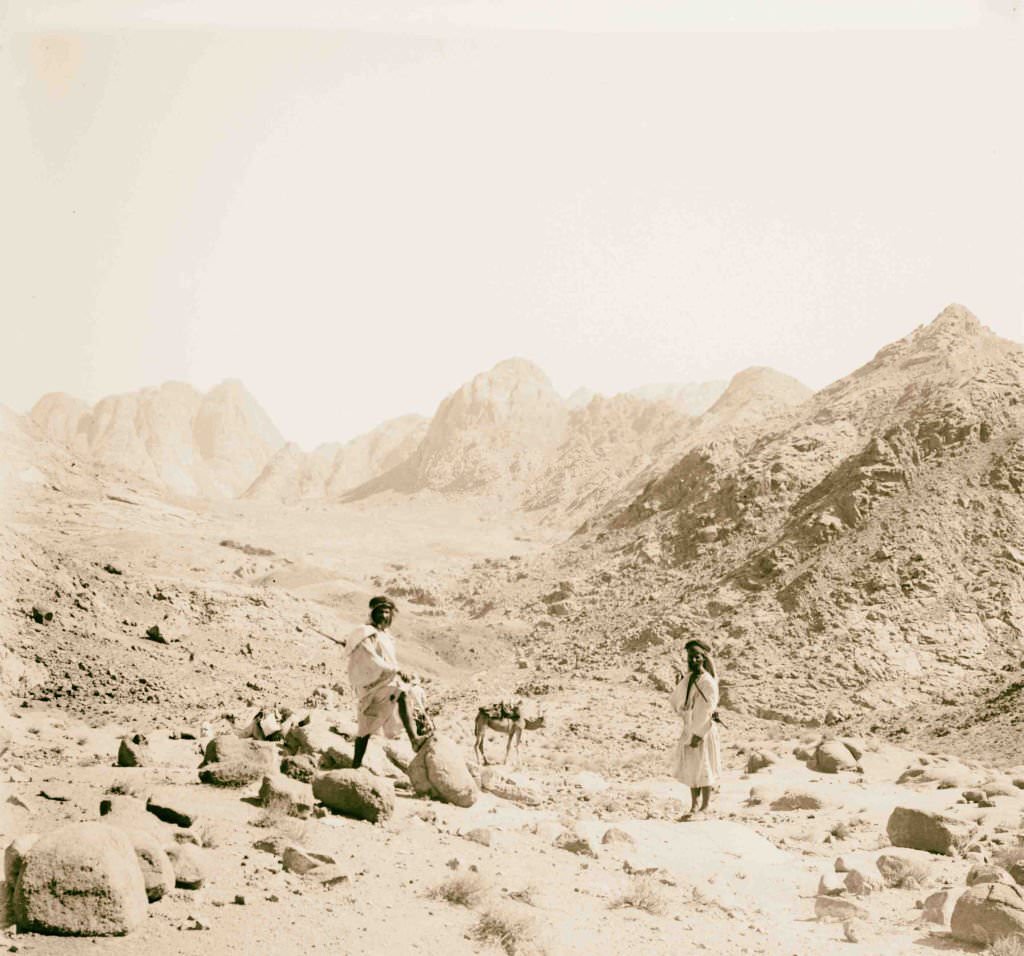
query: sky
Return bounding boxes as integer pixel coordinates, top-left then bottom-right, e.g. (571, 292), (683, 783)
(2, 0), (1023, 448)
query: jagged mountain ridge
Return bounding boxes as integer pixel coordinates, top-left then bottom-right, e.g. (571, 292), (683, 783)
(508, 304), (1024, 727)
(346, 359), (810, 522)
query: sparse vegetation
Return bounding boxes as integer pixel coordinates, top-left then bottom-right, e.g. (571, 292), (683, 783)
(430, 871), (492, 908)
(610, 875), (668, 916)
(470, 904), (546, 956)
(196, 822), (222, 849)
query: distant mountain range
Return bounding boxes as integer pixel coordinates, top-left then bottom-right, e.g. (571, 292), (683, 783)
(22, 364), (792, 524)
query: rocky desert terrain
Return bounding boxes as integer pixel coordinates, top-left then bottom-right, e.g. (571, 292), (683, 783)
(2, 304), (1023, 955)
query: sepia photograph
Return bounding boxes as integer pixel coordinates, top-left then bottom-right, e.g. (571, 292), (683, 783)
(1, 1), (1023, 953)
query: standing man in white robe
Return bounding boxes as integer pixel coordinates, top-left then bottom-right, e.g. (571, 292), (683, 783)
(669, 638), (722, 818)
(325, 596), (429, 768)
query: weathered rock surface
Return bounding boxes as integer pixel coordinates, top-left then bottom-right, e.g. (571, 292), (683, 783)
(147, 791), (203, 828)
(886, 806), (970, 856)
(165, 844), (205, 890)
(12, 823), (148, 936)
(258, 774), (314, 818)
(950, 881), (1024, 945)
(313, 770), (395, 823)
(406, 735), (478, 808)
(966, 863), (1015, 887)
(122, 829), (175, 902)
(815, 739), (859, 773)
(117, 734), (151, 768)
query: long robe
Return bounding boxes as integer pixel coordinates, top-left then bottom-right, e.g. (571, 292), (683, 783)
(669, 669), (722, 788)
(347, 624), (407, 738)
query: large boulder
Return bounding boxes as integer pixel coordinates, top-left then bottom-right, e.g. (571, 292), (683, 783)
(966, 863), (1015, 887)
(121, 829), (174, 902)
(199, 735), (276, 786)
(117, 734), (151, 768)
(950, 882), (1024, 945)
(284, 713), (344, 756)
(923, 889), (962, 925)
(11, 823), (148, 936)
(406, 736), (478, 808)
(313, 770), (394, 823)
(815, 739), (859, 774)
(258, 774), (314, 818)
(886, 806), (971, 856)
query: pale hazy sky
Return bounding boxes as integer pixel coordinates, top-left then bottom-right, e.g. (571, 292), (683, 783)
(3, 0), (1022, 448)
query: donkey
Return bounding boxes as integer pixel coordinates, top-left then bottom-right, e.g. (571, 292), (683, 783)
(473, 702), (545, 765)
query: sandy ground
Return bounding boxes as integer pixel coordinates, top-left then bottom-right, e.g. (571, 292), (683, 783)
(2, 481), (1022, 955)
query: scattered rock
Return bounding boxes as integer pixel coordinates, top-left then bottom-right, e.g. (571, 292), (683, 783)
(817, 872), (846, 896)
(876, 852), (932, 888)
(121, 829), (175, 902)
(117, 734), (151, 768)
(284, 713), (342, 756)
(966, 863), (1015, 887)
(313, 770), (395, 823)
(12, 823), (148, 936)
(601, 828), (635, 846)
(30, 606), (54, 625)
(165, 844), (204, 890)
(463, 828), (493, 847)
(814, 739), (859, 774)
(146, 791), (202, 829)
(843, 868), (882, 896)
(281, 846), (332, 875)
(406, 735), (478, 808)
(770, 790), (827, 811)
(922, 889), (961, 925)
(479, 767), (542, 806)
(950, 881), (1024, 945)
(814, 896), (868, 921)
(258, 775), (314, 818)
(886, 806), (971, 856)
(144, 625), (167, 644)
(553, 831), (597, 858)
(280, 753), (318, 783)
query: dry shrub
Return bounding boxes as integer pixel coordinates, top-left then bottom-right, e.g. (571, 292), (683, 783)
(986, 936), (1024, 956)
(470, 904), (546, 956)
(611, 875), (668, 916)
(196, 822), (222, 849)
(879, 858), (931, 889)
(430, 871), (492, 908)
